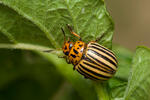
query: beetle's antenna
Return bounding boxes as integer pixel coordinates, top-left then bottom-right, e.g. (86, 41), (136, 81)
(61, 28), (66, 43)
(67, 24), (81, 40)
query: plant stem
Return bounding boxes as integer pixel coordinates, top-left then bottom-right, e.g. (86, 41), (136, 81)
(94, 81), (111, 100)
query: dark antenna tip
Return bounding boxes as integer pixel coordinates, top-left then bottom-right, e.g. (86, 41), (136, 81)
(61, 27), (66, 42)
(66, 24), (73, 31)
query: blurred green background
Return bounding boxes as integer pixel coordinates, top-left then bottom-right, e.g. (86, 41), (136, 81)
(0, 50), (82, 100)
(0, 0), (149, 100)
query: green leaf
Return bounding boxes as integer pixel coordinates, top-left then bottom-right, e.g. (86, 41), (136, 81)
(124, 46), (150, 100)
(0, 49), (63, 100)
(108, 45), (133, 99)
(0, 32), (11, 43)
(0, 4), (51, 47)
(0, 0), (114, 100)
(0, 0), (113, 50)
(109, 78), (127, 99)
(38, 52), (97, 100)
(52, 82), (83, 100)
(113, 45), (133, 80)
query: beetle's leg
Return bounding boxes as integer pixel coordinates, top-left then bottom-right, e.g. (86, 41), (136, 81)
(84, 76), (88, 79)
(73, 65), (77, 70)
(95, 32), (107, 42)
(67, 24), (82, 40)
(66, 58), (71, 64)
(73, 66), (75, 70)
(58, 56), (71, 64)
(58, 56), (66, 58)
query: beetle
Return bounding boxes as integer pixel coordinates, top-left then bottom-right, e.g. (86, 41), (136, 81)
(58, 25), (118, 81)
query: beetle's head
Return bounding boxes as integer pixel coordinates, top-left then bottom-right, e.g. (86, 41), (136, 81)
(62, 41), (74, 56)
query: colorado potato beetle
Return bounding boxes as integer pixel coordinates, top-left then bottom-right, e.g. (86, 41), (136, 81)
(61, 25), (117, 81)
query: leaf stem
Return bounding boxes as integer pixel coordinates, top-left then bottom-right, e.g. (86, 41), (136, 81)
(94, 81), (111, 100)
(0, 43), (50, 51)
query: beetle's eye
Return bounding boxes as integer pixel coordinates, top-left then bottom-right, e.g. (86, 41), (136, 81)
(69, 43), (73, 49)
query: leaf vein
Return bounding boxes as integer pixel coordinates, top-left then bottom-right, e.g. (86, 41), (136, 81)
(0, 26), (17, 44)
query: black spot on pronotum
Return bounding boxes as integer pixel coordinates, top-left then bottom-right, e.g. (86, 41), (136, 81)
(79, 45), (83, 47)
(77, 48), (79, 49)
(73, 49), (79, 54)
(64, 51), (69, 55)
(71, 54), (76, 58)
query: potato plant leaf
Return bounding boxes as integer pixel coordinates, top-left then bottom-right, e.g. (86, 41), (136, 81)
(0, 0), (113, 50)
(123, 46), (150, 100)
(0, 0), (114, 100)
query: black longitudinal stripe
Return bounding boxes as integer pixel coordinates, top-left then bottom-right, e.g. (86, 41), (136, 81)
(91, 43), (117, 61)
(87, 53), (114, 71)
(88, 49), (117, 67)
(76, 69), (86, 76)
(77, 68), (96, 80)
(84, 57), (110, 72)
(78, 66), (99, 80)
(91, 43), (114, 54)
(83, 61), (111, 74)
(80, 64), (109, 79)
(89, 45), (118, 64)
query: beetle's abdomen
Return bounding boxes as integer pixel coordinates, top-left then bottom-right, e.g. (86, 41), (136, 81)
(76, 42), (118, 80)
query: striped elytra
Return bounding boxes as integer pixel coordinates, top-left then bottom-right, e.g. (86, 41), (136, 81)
(75, 42), (118, 81)
(61, 25), (118, 81)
